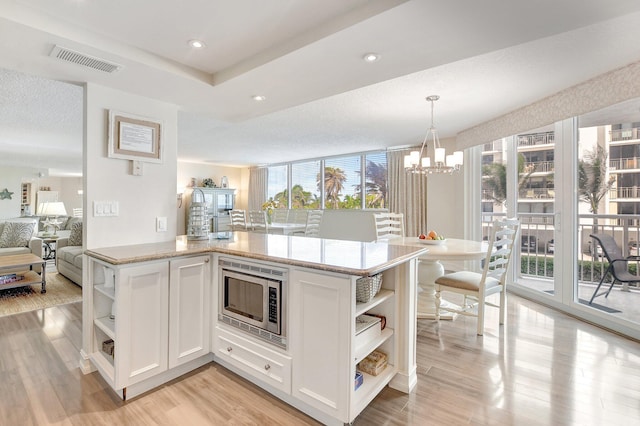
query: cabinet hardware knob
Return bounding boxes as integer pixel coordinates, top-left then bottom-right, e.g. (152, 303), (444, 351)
(227, 347), (232, 352)
(264, 364), (271, 371)
(205, 258), (210, 263)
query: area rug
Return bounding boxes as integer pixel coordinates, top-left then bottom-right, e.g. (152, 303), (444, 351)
(0, 272), (82, 317)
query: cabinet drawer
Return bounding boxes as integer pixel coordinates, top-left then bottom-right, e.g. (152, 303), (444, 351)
(215, 327), (291, 394)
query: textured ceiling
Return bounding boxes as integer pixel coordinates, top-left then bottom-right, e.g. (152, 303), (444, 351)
(2, 0), (640, 175)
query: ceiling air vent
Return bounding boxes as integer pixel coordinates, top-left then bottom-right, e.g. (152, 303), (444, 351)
(49, 45), (122, 74)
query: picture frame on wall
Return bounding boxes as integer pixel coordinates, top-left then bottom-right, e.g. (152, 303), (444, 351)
(108, 110), (163, 163)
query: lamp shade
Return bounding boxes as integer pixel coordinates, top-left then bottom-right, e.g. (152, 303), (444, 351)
(38, 201), (67, 216)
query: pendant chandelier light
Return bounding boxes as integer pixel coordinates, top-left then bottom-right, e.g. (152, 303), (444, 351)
(404, 95), (463, 174)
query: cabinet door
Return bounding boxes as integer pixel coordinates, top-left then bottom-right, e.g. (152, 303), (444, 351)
(169, 255), (211, 368)
(116, 262), (169, 388)
(290, 269), (352, 422)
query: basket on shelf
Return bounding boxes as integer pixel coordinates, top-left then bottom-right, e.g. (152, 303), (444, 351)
(356, 274), (383, 303)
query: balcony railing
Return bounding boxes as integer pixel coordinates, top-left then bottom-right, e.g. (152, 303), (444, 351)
(518, 188), (555, 199)
(610, 128), (640, 142)
(524, 160), (554, 173)
(609, 156), (640, 171)
(609, 186), (640, 200)
(481, 212), (640, 286)
(517, 132), (555, 147)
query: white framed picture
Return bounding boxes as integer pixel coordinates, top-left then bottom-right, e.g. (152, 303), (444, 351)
(108, 110), (163, 163)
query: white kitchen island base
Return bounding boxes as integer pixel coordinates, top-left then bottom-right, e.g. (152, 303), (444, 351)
(82, 234), (425, 424)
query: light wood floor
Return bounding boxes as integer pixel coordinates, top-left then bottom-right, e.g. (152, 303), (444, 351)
(0, 294), (639, 425)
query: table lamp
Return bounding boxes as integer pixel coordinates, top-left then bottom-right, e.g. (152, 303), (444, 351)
(38, 202), (67, 235)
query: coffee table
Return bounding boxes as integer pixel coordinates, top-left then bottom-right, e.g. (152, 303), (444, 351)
(0, 253), (46, 293)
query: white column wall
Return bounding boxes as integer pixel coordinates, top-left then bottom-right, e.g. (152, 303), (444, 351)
(84, 82), (178, 249)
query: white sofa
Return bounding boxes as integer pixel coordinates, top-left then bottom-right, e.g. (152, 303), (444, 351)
(0, 218), (43, 272)
(55, 219), (83, 286)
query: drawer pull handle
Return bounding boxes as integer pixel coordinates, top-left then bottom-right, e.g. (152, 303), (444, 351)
(264, 364), (271, 371)
(227, 347), (232, 352)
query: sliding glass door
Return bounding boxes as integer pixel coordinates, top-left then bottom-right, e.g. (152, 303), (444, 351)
(481, 100), (640, 340)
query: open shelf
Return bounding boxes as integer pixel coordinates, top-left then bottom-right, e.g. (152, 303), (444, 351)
(352, 363), (397, 416)
(90, 350), (115, 386)
(95, 316), (115, 340)
(355, 327), (393, 364)
(95, 284), (115, 300)
(355, 289), (394, 317)
(0, 270), (43, 290)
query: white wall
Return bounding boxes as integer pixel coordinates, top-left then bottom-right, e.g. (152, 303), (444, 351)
(426, 171), (465, 240)
(85, 83), (178, 249)
(0, 167), (25, 219)
(425, 136), (466, 240)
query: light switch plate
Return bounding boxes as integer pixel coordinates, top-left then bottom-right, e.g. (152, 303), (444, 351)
(156, 216), (167, 232)
(132, 160), (143, 176)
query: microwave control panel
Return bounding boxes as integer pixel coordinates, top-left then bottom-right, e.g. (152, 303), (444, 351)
(268, 286), (279, 324)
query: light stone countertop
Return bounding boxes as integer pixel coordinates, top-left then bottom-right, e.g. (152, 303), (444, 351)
(85, 232), (428, 276)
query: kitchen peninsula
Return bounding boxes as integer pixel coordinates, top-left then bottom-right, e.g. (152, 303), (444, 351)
(81, 232), (427, 425)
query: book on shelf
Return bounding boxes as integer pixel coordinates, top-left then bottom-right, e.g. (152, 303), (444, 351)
(0, 274), (25, 284)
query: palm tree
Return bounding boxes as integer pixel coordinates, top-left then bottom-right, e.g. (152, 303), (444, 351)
(578, 145), (615, 214)
(355, 160), (387, 208)
(482, 153), (537, 206)
(320, 167), (346, 209)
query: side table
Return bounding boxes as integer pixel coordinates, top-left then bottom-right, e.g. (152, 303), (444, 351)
(38, 234), (59, 260)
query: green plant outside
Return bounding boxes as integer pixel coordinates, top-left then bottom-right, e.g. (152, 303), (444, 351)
(520, 255), (638, 282)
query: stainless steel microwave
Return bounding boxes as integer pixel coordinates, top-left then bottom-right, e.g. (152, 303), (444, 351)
(218, 258), (287, 348)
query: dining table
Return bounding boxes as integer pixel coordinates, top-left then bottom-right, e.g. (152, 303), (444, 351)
(387, 237), (487, 319)
(267, 222), (307, 236)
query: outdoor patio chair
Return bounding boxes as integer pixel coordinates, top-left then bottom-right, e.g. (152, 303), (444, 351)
(588, 234), (640, 304)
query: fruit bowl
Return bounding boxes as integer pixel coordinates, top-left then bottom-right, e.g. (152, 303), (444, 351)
(418, 238), (446, 245)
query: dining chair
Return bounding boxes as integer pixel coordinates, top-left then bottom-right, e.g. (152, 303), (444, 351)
(434, 218), (520, 335)
(304, 210), (324, 237)
(290, 209), (308, 225)
(248, 210), (269, 233)
(272, 209), (289, 223)
(229, 209), (247, 231)
(588, 233), (640, 304)
(373, 212), (405, 240)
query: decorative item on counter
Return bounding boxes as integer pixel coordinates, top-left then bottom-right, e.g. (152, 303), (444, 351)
(202, 178), (216, 188)
(354, 371), (363, 391)
(187, 188), (209, 240)
(355, 273), (383, 303)
(358, 350), (388, 376)
(220, 176), (229, 188)
(189, 177), (196, 187)
(261, 198), (279, 224)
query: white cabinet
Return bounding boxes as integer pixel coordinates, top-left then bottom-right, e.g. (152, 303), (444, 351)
(89, 259), (169, 393)
(289, 267), (398, 424)
(88, 255), (211, 399)
(290, 269), (352, 421)
(116, 262), (169, 387)
(169, 255), (211, 368)
(214, 327), (292, 394)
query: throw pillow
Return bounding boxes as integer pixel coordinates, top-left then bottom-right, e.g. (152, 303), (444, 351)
(0, 222), (35, 248)
(68, 221), (83, 246)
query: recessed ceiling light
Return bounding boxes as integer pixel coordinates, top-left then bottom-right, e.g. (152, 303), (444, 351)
(188, 39), (206, 49)
(252, 95), (266, 102)
(363, 53), (380, 62)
